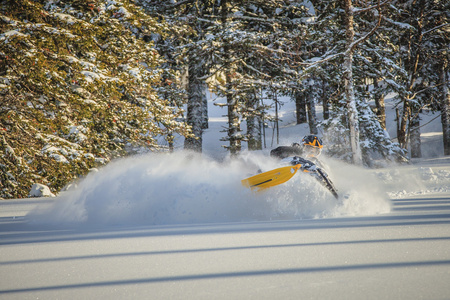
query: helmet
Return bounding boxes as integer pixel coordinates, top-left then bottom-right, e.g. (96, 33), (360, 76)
(302, 135), (323, 149)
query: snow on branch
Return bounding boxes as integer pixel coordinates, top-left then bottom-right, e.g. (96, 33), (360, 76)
(302, 52), (344, 72)
(352, 0), (391, 14)
(253, 44), (301, 58)
(239, 59), (271, 78)
(408, 81), (450, 101)
(381, 16), (415, 30)
(252, 44), (343, 68)
(348, 1), (383, 52)
(423, 23), (450, 36)
(228, 14), (297, 27)
(167, 0), (195, 9)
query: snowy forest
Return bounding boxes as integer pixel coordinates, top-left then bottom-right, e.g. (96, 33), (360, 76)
(0, 0), (449, 199)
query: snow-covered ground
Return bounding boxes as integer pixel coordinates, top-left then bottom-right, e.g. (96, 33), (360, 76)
(1, 189), (450, 299)
(1, 94), (450, 299)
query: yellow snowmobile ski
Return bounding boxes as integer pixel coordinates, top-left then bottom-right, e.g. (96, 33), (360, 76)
(242, 156), (339, 199)
(241, 164), (302, 191)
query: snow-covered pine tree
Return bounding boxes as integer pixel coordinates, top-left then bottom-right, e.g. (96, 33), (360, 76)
(309, 0), (409, 165)
(222, 0), (242, 155)
(0, 0), (190, 198)
(295, 91), (308, 124)
(322, 94), (408, 166)
(395, 0), (427, 155)
(150, 0), (315, 154)
(293, 1), (342, 132)
(387, 0), (449, 157)
(142, 0), (212, 153)
(342, 0), (364, 165)
(229, 0), (313, 148)
(441, 63), (450, 155)
(349, 1), (404, 157)
(416, 0), (449, 157)
(292, 73), (332, 129)
(432, 2), (450, 155)
(243, 89), (263, 151)
(184, 62), (208, 152)
(144, 0), (247, 154)
(357, 97), (408, 166)
(353, 3), (395, 131)
(372, 65), (387, 130)
(295, 77), (319, 134)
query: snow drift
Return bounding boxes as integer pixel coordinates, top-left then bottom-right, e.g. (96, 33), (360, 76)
(28, 152), (391, 227)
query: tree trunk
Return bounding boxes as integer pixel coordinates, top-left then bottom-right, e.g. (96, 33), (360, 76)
(373, 76), (386, 129)
(226, 88), (241, 155)
(410, 111), (421, 158)
(397, 97), (409, 149)
(247, 93), (262, 151)
(222, 0), (241, 155)
(321, 79), (330, 120)
(247, 115), (262, 150)
(184, 63), (206, 152)
(295, 91), (307, 124)
(274, 92), (279, 145)
(440, 63), (450, 155)
(343, 0), (362, 165)
(306, 96), (318, 135)
(202, 85), (208, 130)
(398, 0), (425, 151)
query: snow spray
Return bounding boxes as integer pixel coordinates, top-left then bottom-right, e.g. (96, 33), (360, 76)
(28, 152), (391, 227)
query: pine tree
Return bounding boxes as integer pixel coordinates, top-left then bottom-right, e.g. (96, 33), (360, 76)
(142, 0), (212, 152)
(0, 0), (190, 198)
(228, 0), (313, 149)
(441, 63), (450, 155)
(310, 0), (409, 165)
(386, 0), (449, 157)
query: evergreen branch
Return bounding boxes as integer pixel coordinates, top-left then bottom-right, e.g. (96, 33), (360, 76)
(348, 0), (383, 52)
(353, 0), (391, 14)
(253, 44), (303, 58)
(197, 54), (246, 81)
(381, 16), (416, 30)
(238, 59), (271, 78)
(408, 80), (450, 100)
(5, 60), (34, 94)
(422, 23), (450, 36)
(253, 44), (342, 67)
(196, 17), (219, 25)
(228, 14), (296, 27)
(302, 52), (344, 71)
(167, 0), (195, 9)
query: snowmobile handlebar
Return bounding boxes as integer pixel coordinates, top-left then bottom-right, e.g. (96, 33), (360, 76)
(290, 156), (317, 172)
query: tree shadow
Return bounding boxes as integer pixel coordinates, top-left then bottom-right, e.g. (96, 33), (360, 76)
(1, 195), (450, 246)
(2, 236), (450, 266)
(2, 260), (450, 295)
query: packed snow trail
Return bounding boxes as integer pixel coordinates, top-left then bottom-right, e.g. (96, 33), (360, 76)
(28, 152), (391, 227)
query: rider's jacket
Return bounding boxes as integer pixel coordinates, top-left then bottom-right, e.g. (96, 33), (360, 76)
(270, 144), (303, 159)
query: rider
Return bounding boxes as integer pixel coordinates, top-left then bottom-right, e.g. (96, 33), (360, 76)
(298, 134), (324, 168)
(270, 134), (323, 165)
(271, 135), (338, 197)
(269, 142), (303, 159)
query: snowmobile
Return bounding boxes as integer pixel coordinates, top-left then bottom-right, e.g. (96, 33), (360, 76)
(241, 156), (339, 199)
